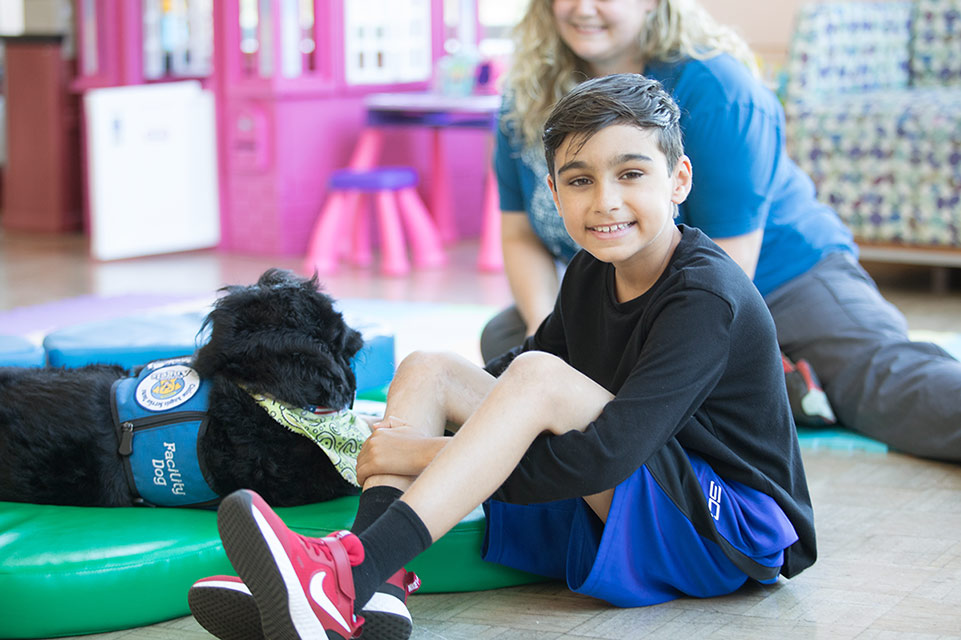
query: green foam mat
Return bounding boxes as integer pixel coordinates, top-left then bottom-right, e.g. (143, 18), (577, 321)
(0, 498), (541, 638)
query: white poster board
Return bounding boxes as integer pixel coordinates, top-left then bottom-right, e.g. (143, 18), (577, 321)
(344, 0), (431, 85)
(85, 81), (220, 261)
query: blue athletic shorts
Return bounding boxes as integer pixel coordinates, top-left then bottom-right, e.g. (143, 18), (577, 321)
(483, 446), (798, 607)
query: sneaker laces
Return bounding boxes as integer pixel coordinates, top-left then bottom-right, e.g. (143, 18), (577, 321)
(298, 530), (365, 566)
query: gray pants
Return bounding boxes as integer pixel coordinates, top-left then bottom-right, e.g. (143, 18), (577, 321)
(481, 252), (961, 461)
(766, 251), (960, 460)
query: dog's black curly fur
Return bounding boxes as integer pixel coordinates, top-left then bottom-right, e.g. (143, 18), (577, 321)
(0, 269), (364, 508)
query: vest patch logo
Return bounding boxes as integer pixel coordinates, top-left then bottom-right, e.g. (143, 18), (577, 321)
(136, 365), (201, 411)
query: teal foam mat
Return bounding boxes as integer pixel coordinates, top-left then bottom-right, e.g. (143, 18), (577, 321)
(795, 329), (961, 454)
(796, 427), (888, 453)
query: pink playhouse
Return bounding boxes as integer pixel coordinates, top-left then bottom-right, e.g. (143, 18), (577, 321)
(61, 0), (507, 266)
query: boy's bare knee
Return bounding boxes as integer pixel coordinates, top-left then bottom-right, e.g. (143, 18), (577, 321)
(501, 352), (611, 435)
(392, 351), (474, 402)
(502, 351), (570, 388)
(396, 350), (451, 379)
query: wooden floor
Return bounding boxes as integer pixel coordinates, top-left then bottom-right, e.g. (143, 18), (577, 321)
(2, 229), (961, 639)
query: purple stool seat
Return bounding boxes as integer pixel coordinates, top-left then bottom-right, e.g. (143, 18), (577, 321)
(305, 165), (446, 276)
(329, 167), (418, 192)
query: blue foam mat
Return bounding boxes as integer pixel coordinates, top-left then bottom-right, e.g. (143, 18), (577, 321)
(3, 296), (959, 453)
(36, 307), (395, 393)
(0, 335), (45, 367)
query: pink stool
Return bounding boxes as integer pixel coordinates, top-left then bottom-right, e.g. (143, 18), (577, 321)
(304, 167), (446, 277)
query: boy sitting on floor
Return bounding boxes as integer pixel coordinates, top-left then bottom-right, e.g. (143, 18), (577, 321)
(190, 73), (817, 640)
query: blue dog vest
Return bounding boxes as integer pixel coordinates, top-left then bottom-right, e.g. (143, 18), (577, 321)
(111, 357), (220, 507)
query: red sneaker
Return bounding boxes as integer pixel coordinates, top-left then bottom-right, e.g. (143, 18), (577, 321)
(357, 568), (420, 639)
(217, 489), (364, 640)
(187, 569), (419, 640)
(188, 575), (263, 640)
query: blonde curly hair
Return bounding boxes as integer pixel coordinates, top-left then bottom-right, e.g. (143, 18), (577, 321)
(504, 0), (759, 149)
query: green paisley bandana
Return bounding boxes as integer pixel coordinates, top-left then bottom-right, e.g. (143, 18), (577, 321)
(247, 391), (372, 487)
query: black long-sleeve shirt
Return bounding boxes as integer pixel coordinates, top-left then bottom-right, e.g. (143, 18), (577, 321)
(487, 225), (815, 579)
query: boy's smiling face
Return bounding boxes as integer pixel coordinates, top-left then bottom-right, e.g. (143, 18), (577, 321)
(547, 123), (692, 280)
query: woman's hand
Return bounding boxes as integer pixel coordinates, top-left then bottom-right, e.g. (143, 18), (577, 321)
(356, 417), (449, 485)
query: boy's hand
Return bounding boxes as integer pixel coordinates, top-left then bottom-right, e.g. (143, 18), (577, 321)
(356, 420), (449, 485)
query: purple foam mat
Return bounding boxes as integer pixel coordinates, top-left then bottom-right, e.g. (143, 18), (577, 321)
(0, 294), (204, 339)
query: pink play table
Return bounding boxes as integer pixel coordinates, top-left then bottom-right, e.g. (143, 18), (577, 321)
(352, 92), (503, 272)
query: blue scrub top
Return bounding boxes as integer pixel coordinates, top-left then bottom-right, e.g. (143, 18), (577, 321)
(494, 54), (857, 296)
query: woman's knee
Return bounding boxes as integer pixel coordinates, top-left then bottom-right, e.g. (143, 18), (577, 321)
(480, 306), (526, 363)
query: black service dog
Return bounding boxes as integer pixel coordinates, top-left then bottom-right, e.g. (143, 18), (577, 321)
(0, 269), (364, 508)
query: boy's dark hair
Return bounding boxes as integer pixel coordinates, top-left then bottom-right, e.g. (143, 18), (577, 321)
(543, 74), (683, 178)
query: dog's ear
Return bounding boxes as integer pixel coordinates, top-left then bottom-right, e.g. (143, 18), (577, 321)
(193, 270), (364, 410)
(339, 324), (364, 361)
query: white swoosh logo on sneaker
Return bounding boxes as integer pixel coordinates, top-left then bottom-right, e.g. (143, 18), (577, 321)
(309, 570), (352, 635)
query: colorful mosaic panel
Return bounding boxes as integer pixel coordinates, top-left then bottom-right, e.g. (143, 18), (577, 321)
(910, 0), (961, 87)
(784, 1), (913, 101)
(785, 1), (961, 248)
(787, 87), (961, 246)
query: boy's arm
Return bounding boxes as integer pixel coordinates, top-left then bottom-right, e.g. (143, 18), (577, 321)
(495, 290), (736, 504)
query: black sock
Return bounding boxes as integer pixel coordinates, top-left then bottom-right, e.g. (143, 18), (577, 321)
(352, 500), (432, 610)
(351, 485), (403, 534)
